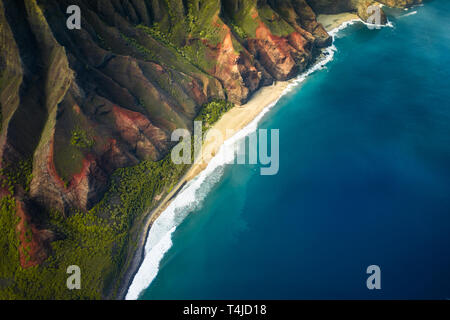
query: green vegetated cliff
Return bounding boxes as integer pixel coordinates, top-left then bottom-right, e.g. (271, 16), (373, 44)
(0, 0), (422, 299)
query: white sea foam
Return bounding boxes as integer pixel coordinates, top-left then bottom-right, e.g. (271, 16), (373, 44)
(358, 18), (394, 29)
(125, 17), (384, 300)
(399, 11), (417, 18)
(329, 19), (360, 37)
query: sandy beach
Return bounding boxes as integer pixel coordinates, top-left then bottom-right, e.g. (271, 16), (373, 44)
(117, 12), (360, 300)
(157, 80), (290, 221)
(185, 81), (290, 180)
(116, 80), (290, 299)
(180, 13), (365, 184)
(318, 13), (359, 31)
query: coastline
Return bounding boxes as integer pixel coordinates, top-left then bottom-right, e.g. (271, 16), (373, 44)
(115, 79), (291, 300)
(317, 13), (359, 32)
(117, 13), (362, 300)
(185, 81), (291, 180)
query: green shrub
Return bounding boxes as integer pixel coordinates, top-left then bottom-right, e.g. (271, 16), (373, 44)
(70, 128), (94, 149)
(0, 99), (234, 299)
(196, 100), (234, 128)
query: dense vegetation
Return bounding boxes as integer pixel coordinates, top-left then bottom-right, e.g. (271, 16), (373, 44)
(196, 100), (234, 127)
(70, 128), (94, 149)
(0, 147), (189, 299)
(0, 99), (231, 299)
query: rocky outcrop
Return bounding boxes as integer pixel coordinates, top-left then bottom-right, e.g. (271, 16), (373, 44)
(210, 24), (266, 104)
(248, 24), (304, 80)
(268, 0), (332, 47)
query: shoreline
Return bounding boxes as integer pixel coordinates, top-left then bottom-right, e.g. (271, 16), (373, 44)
(116, 13), (362, 300)
(317, 13), (359, 32)
(115, 79), (291, 300)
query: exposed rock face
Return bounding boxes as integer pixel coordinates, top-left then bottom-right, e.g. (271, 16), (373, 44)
(305, 0), (419, 22)
(0, 0), (421, 265)
(212, 25), (266, 104)
(248, 22), (308, 80)
(353, 0), (387, 24)
(1, 0), (225, 214)
(277, 0), (333, 47)
(15, 198), (55, 268)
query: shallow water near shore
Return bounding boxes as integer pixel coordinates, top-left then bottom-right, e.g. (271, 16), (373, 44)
(134, 1), (450, 299)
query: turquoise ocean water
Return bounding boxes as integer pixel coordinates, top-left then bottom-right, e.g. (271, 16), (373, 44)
(129, 0), (450, 299)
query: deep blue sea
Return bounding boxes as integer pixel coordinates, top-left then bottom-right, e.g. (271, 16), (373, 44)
(134, 1), (450, 299)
